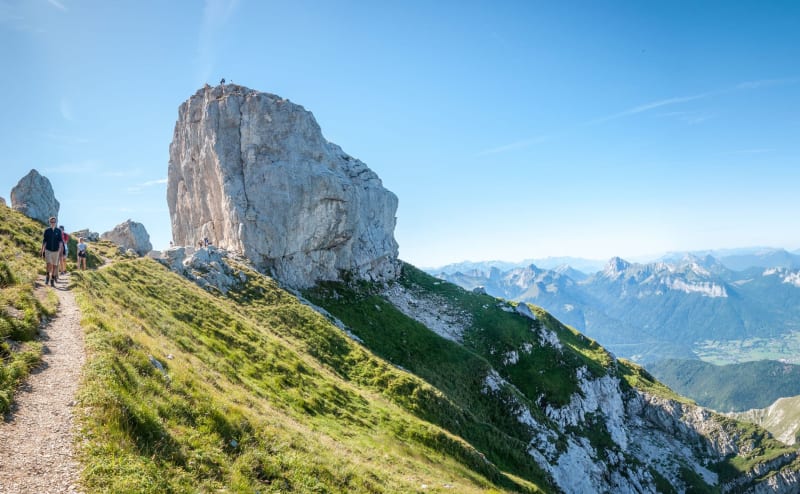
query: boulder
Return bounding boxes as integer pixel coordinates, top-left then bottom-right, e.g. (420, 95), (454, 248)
(0, 197), (6, 207)
(101, 219), (153, 256)
(158, 246), (247, 295)
(73, 229), (100, 242)
(515, 302), (537, 321)
(10, 169), (60, 224)
(168, 84), (400, 288)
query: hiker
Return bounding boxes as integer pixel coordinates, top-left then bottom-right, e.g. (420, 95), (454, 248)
(59, 225), (70, 275)
(76, 237), (88, 271)
(41, 217), (63, 287)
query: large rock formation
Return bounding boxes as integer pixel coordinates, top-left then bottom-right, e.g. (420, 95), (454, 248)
(10, 169), (60, 224)
(101, 219), (152, 256)
(168, 84), (400, 288)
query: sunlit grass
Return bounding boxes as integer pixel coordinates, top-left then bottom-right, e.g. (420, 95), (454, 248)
(0, 205), (58, 413)
(72, 258), (543, 492)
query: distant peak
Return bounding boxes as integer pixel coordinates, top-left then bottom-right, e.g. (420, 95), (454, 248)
(605, 256), (630, 273)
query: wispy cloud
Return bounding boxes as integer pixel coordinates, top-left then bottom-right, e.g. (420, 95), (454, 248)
(127, 177), (168, 193)
(47, 0), (67, 11)
(586, 92), (715, 126)
(476, 76), (796, 157)
(736, 78), (800, 90)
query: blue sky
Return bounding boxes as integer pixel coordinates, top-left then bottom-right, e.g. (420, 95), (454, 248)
(1, 0), (798, 268)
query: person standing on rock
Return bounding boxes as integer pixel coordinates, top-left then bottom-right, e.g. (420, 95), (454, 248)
(40, 217), (63, 287)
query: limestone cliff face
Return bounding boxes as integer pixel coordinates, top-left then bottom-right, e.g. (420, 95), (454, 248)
(168, 84), (399, 288)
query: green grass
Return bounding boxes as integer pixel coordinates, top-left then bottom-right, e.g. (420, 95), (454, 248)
(72, 258), (545, 493)
(0, 205), (58, 413)
(709, 416), (796, 485)
(4, 203), (797, 492)
(304, 264), (634, 483)
(648, 358), (800, 412)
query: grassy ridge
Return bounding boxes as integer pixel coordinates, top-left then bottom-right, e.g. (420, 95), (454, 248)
(72, 258), (544, 493)
(0, 205), (57, 413)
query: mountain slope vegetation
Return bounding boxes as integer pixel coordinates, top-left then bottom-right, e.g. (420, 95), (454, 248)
(648, 359), (800, 412)
(73, 257), (543, 493)
(0, 205), (57, 413)
(3, 205), (799, 492)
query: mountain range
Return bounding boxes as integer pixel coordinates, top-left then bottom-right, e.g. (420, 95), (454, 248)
(431, 251), (800, 364)
(431, 247), (800, 276)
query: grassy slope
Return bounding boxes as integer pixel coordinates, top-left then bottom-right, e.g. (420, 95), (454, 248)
(72, 257), (544, 493)
(307, 264), (799, 492)
(3, 205), (796, 492)
(648, 358), (800, 412)
(0, 205), (57, 413)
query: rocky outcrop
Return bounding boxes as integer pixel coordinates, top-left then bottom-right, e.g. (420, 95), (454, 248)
(158, 246), (248, 295)
(73, 229), (100, 242)
(167, 84), (400, 288)
(101, 219), (152, 256)
(10, 169), (60, 224)
(0, 197), (6, 207)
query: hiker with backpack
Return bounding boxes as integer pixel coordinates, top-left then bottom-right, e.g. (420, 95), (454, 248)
(41, 217), (63, 287)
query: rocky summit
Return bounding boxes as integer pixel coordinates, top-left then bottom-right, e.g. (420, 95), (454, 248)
(167, 84), (400, 288)
(10, 169), (60, 224)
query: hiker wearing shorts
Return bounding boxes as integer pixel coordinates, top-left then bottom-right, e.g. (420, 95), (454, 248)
(41, 217), (63, 287)
(77, 237), (88, 271)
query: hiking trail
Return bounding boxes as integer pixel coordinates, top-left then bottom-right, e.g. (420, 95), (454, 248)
(0, 273), (85, 494)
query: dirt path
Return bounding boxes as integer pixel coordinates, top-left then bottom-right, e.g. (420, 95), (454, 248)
(0, 273), (85, 494)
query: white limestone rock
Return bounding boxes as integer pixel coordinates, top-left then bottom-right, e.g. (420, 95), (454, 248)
(159, 246), (247, 295)
(167, 84), (400, 288)
(101, 219), (153, 256)
(515, 302), (537, 320)
(73, 228), (100, 242)
(10, 169), (60, 224)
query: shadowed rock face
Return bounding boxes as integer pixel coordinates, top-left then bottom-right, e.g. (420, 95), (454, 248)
(11, 169), (60, 224)
(168, 84), (399, 288)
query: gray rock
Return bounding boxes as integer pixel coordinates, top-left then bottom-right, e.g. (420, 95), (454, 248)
(515, 302), (537, 320)
(159, 246), (246, 295)
(10, 169), (60, 224)
(168, 84), (400, 288)
(73, 229), (100, 242)
(101, 219), (153, 256)
(160, 246), (187, 272)
(472, 286), (487, 295)
(0, 197), (6, 207)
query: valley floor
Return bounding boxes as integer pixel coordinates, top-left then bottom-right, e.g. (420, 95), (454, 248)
(0, 273), (85, 494)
